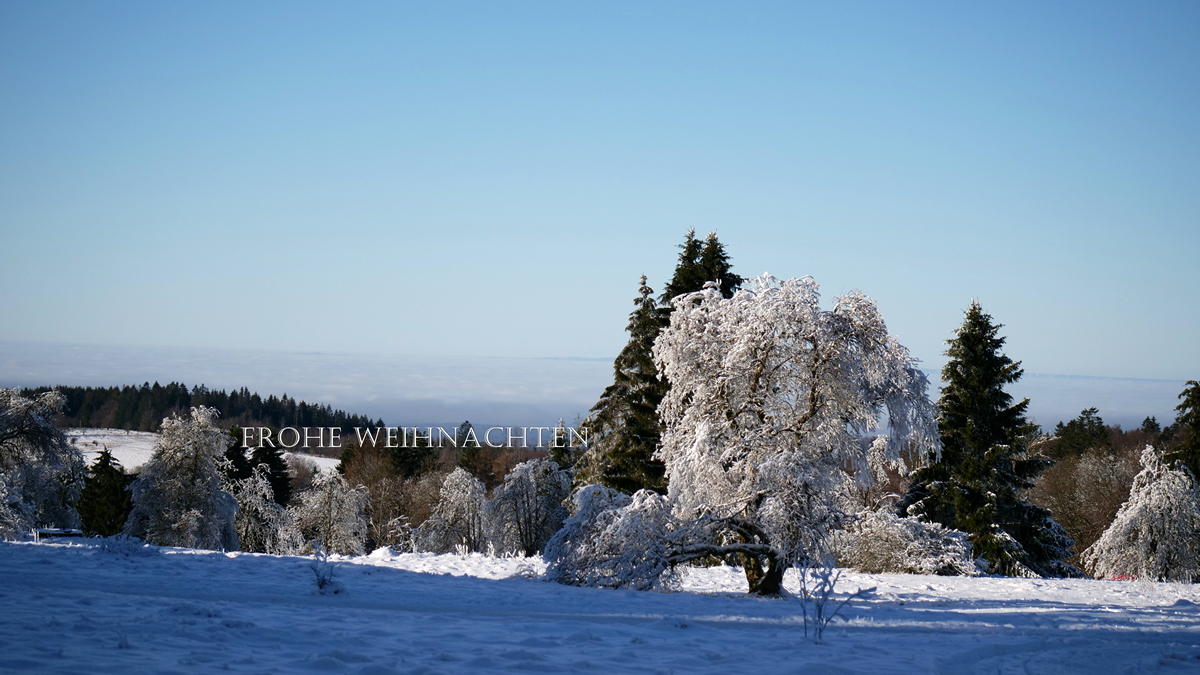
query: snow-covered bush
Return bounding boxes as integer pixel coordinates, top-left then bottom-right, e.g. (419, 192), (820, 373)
(0, 389), (85, 536)
(232, 464), (293, 554)
(652, 275), (938, 594)
(489, 458), (571, 556)
(290, 469), (369, 556)
(1082, 446), (1200, 582)
(124, 407), (238, 550)
(833, 510), (976, 576)
(544, 485), (684, 590)
(416, 468), (489, 554)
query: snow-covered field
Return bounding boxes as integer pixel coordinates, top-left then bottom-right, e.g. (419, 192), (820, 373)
(67, 428), (341, 472)
(3, 540), (1199, 674)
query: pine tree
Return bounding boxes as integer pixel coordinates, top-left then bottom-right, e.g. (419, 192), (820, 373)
(1164, 380), (1200, 480)
(77, 448), (133, 537)
(899, 302), (1078, 577)
(579, 231), (743, 495)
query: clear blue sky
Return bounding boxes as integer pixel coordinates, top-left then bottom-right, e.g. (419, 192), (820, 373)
(2, 1), (1198, 384)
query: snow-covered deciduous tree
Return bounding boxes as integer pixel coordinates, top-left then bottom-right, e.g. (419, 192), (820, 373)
(232, 464), (292, 554)
(1082, 446), (1200, 582)
(544, 485), (686, 590)
(489, 458), (571, 556)
(290, 469), (369, 556)
(416, 468), (489, 554)
(833, 510), (976, 576)
(0, 389), (85, 536)
(124, 407), (239, 550)
(652, 275), (938, 595)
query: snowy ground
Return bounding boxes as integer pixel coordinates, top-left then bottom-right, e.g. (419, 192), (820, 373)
(66, 428), (341, 473)
(3, 540), (1199, 674)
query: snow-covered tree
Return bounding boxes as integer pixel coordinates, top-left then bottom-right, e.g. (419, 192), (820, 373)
(416, 468), (488, 553)
(489, 458), (571, 556)
(124, 407), (239, 550)
(833, 510), (976, 576)
(290, 469), (369, 556)
(1082, 446), (1200, 582)
(232, 464), (293, 554)
(0, 389), (85, 536)
(652, 275), (938, 595)
(544, 485), (685, 590)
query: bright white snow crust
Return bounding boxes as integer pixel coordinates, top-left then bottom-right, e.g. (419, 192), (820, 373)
(3, 540), (1199, 674)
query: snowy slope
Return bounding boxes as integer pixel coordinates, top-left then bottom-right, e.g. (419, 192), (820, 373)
(2, 540), (1198, 674)
(67, 428), (341, 472)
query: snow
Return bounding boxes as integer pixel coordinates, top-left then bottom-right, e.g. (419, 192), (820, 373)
(67, 428), (341, 473)
(3, 540), (1199, 674)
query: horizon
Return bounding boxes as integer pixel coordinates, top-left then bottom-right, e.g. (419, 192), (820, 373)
(1, 338), (1188, 432)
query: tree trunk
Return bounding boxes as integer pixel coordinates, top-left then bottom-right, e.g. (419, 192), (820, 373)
(745, 552), (786, 596)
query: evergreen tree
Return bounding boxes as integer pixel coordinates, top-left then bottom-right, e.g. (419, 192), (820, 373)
(579, 231), (743, 495)
(1051, 408), (1110, 458)
(899, 302), (1078, 577)
(548, 418), (574, 469)
(77, 448), (133, 537)
(1164, 380), (1200, 480)
(224, 425), (253, 483)
(659, 229), (743, 303)
(576, 276), (670, 493)
(250, 444), (292, 506)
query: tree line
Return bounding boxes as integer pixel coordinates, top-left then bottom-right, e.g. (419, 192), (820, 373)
(20, 382), (383, 435)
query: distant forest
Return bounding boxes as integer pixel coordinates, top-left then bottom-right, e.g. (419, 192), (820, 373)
(20, 382), (384, 434)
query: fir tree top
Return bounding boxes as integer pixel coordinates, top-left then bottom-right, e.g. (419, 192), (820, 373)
(660, 229), (743, 303)
(937, 301), (1034, 467)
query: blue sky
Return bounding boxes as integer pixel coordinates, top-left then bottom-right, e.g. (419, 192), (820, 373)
(1, 2), (1197, 423)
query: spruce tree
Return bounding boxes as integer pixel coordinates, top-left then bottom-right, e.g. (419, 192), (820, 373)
(899, 302), (1079, 577)
(576, 276), (669, 493)
(77, 448), (133, 537)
